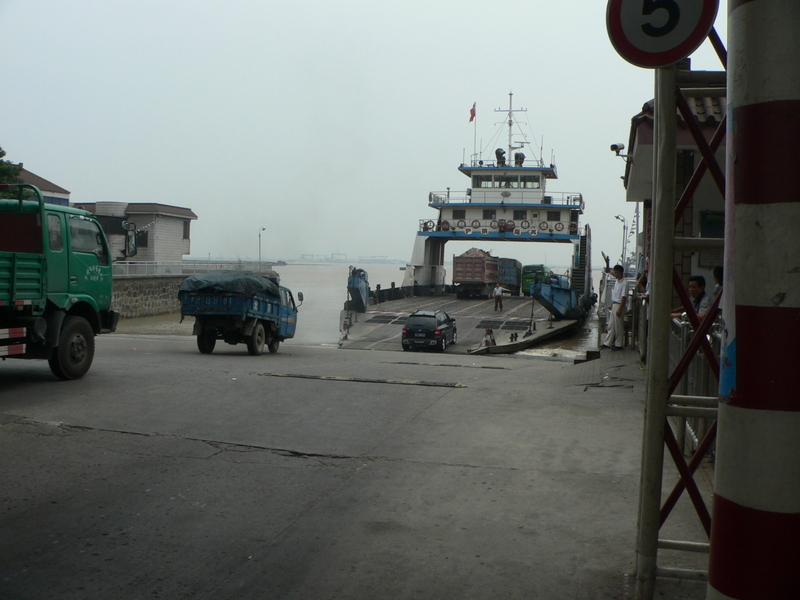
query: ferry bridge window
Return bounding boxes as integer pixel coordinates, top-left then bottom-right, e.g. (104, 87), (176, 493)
(513, 210), (527, 221)
(521, 175), (541, 189)
(472, 175), (493, 188)
(452, 209), (466, 220)
(483, 209), (496, 220)
(547, 211), (561, 222)
(495, 175), (518, 188)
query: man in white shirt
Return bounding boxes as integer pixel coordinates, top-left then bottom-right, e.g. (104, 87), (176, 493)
(601, 265), (627, 350)
(493, 283), (505, 311)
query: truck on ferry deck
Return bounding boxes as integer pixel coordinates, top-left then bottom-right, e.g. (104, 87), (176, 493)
(521, 263), (554, 296)
(452, 249), (498, 299)
(498, 258), (522, 296)
(0, 184), (133, 379)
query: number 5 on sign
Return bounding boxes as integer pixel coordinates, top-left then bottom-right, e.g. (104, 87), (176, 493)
(607, 0), (718, 68)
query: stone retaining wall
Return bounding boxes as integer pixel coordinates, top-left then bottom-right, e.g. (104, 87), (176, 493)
(113, 276), (185, 318)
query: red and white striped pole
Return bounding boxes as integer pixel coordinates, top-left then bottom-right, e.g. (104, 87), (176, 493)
(708, 1), (800, 598)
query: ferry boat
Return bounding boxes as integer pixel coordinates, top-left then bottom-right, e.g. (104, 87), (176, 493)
(401, 93), (594, 307)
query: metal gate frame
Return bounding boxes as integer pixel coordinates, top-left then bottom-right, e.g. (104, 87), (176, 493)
(634, 29), (728, 599)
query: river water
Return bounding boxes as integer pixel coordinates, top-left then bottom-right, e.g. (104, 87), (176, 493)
(115, 263), (604, 358)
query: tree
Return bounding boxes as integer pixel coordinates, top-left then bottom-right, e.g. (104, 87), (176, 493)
(0, 146), (23, 198)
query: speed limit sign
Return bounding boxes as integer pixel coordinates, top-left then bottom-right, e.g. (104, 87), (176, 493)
(607, 0), (719, 68)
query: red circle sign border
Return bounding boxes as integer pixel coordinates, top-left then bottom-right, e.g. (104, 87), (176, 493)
(607, 0), (719, 68)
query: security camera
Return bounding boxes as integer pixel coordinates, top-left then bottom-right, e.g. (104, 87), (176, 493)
(610, 143), (625, 154)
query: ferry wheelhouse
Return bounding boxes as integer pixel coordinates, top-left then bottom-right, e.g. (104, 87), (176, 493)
(402, 94), (592, 296)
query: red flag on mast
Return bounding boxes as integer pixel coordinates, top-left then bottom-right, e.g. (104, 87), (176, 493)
(469, 102), (476, 123)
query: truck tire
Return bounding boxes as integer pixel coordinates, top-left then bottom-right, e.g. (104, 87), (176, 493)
(48, 316), (95, 380)
(197, 330), (216, 354)
(247, 323), (266, 356)
(268, 339), (280, 354)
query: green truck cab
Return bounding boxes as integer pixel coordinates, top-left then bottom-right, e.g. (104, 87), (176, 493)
(0, 184), (130, 379)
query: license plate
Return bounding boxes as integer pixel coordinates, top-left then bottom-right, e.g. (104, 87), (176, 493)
(415, 333), (426, 338)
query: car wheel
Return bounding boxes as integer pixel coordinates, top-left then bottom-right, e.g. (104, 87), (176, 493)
(268, 338), (280, 353)
(247, 322), (266, 356)
(452, 330), (457, 345)
(49, 316), (95, 380)
(197, 330), (217, 354)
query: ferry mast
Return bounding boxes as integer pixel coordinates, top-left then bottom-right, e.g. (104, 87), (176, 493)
(496, 92), (533, 167)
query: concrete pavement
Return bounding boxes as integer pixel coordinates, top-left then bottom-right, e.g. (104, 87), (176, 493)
(0, 334), (709, 599)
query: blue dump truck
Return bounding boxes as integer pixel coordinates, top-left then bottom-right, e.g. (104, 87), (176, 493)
(497, 258), (522, 296)
(179, 271), (302, 355)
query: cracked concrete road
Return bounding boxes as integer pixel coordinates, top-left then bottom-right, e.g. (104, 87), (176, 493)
(0, 334), (708, 599)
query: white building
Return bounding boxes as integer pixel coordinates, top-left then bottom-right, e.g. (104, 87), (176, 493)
(72, 202), (198, 263)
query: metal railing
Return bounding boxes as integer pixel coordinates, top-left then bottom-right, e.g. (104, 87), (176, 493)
(418, 218), (579, 235)
(428, 190), (584, 210)
(112, 261), (279, 278)
(669, 316), (722, 455)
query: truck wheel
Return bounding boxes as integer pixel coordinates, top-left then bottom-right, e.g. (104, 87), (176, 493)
(247, 323), (266, 356)
(48, 316), (95, 380)
(197, 330), (216, 354)
(268, 339), (280, 354)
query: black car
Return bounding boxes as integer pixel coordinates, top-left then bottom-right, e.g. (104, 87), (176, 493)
(401, 310), (457, 351)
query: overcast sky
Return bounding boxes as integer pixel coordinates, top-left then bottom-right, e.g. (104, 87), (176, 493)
(0, 1), (727, 267)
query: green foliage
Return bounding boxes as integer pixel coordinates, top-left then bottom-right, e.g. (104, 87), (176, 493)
(0, 145), (24, 198)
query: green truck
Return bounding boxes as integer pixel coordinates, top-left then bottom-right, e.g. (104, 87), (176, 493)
(0, 184), (133, 379)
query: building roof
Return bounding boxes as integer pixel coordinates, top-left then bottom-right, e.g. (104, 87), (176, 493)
(632, 95), (727, 129)
(123, 203), (198, 220)
(17, 166), (71, 195)
(71, 202), (198, 220)
(623, 87), (727, 199)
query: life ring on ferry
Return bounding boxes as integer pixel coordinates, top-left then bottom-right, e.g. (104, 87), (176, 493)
(471, 219), (481, 228)
(506, 220), (516, 230)
(425, 220), (435, 230)
(520, 220), (530, 229)
(539, 221), (549, 230)
(490, 220), (499, 230)
(555, 222), (564, 232)
(441, 220), (451, 231)
(457, 219), (466, 229)
(569, 222), (578, 234)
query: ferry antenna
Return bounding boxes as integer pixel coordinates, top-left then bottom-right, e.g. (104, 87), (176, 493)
(494, 91), (528, 160)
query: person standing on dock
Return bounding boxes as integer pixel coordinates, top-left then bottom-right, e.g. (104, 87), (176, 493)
(493, 283), (505, 311)
(601, 264), (627, 350)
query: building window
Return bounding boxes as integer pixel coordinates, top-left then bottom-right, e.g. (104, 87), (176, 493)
(183, 220), (190, 240)
(547, 211), (561, 222)
(513, 210), (527, 221)
(452, 209), (466, 220)
(137, 231), (149, 248)
(699, 211), (724, 267)
(483, 209), (496, 220)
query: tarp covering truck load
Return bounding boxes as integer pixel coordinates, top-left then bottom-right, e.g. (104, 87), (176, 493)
(0, 184), (134, 379)
(179, 271), (303, 355)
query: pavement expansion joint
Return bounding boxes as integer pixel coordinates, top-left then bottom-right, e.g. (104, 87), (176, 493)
(381, 361), (511, 370)
(258, 372), (467, 388)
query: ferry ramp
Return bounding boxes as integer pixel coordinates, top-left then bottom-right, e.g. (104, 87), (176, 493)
(339, 295), (571, 353)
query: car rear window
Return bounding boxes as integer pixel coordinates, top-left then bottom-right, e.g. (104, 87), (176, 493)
(406, 316), (436, 327)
